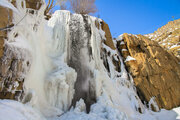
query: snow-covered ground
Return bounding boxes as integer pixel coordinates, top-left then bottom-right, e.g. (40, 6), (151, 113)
(0, 1), (179, 120)
(0, 99), (179, 120)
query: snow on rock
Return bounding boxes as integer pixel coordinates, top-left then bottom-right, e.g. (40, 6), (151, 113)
(122, 49), (128, 51)
(125, 56), (136, 62)
(117, 34), (123, 41)
(148, 97), (159, 111)
(170, 44), (180, 49)
(120, 41), (125, 45)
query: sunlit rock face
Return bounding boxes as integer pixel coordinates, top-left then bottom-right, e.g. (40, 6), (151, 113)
(116, 33), (180, 110)
(145, 19), (180, 59)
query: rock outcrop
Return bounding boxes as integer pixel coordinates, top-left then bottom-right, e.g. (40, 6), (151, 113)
(0, 6), (13, 57)
(0, 0), (40, 100)
(101, 21), (116, 50)
(145, 19), (180, 58)
(0, 44), (31, 100)
(11, 0), (42, 10)
(117, 33), (180, 110)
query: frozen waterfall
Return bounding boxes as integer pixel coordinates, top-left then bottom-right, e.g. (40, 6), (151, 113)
(1, 1), (177, 120)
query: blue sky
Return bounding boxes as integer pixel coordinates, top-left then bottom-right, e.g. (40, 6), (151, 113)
(48, 0), (180, 37)
(95, 0), (180, 37)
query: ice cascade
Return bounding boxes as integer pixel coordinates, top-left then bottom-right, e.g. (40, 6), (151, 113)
(0, 1), (174, 120)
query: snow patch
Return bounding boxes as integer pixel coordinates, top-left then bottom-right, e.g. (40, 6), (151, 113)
(117, 34), (123, 41)
(125, 56), (136, 62)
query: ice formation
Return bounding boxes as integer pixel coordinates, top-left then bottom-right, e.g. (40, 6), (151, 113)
(0, 1), (179, 120)
(0, 0), (19, 13)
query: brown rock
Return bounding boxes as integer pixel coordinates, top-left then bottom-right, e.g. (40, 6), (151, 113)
(101, 20), (116, 50)
(0, 0), (39, 101)
(0, 6), (13, 57)
(146, 19), (180, 58)
(11, 0), (42, 10)
(25, 0), (42, 10)
(0, 44), (31, 101)
(118, 33), (180, 110)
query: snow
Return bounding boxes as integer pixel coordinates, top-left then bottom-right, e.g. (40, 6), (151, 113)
(59, 97), (127, 120)
(125, 56), (136, 62)
(120, 41), (125, 45)
(122, 49), (128, 51)
(0, 99), (179, 120)
(102, 43), (117, 55)
(0, 100), (45, 120)
(117, 34), (123, 41)
(173, 107), (180, 119)
(148, 97), (159, 111)
(170, 44), (180, 49)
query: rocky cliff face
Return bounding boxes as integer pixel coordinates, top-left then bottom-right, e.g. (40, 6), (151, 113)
(116, 33), (180, 110)
(0, 4), (23, 100)
(145, 19), (180, 58)
(0, 0), (40, 100)
(0, 6), (12, 57)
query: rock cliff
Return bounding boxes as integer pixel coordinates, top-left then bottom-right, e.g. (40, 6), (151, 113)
(116, 33), (180, 110)
(145, 19), (180, 58)
(0, 0), (40, 100)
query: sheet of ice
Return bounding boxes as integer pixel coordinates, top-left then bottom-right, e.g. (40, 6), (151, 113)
(90, 17), (145, 119)
(6, 2), (77, 116)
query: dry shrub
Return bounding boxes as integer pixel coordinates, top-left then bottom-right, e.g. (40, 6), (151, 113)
(57, 0), (68, 10)
(44, 0), (55, 15)
(69, 0), (97, 14)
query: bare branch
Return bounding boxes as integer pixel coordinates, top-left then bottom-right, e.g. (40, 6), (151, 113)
(69, 0), (97, 14)
(44, 0), (55, 15)
(57, 0), (68, 10)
